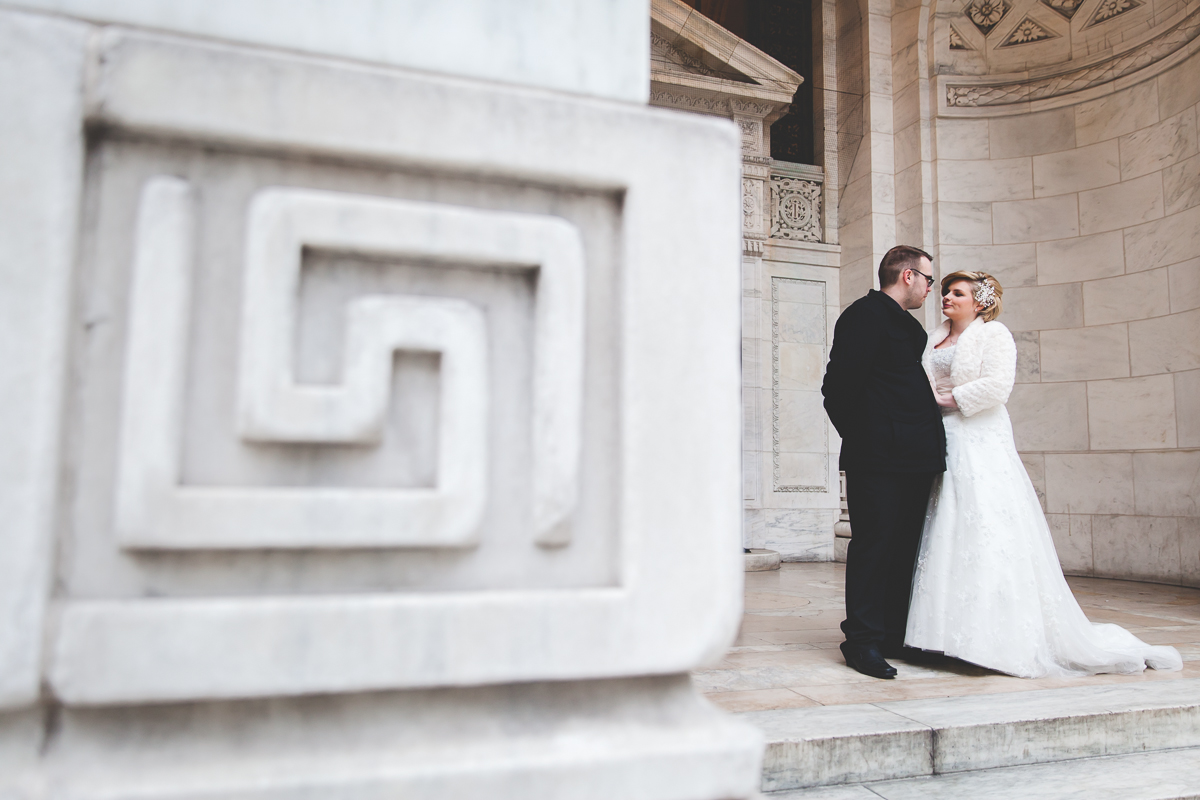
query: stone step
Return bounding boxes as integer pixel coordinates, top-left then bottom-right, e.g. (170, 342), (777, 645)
(762, 745), (1200, 799)
(738, 677), (1200, 791)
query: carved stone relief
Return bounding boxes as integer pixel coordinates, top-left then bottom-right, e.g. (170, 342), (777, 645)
(1085, 0), (1145, 28)
(770, 176), (823, 242)
(1040, 0), (1086, 20)
(998, 15), (1060, 46)
(946, 5), (1200, 107)
(965, 0), (1012, 35)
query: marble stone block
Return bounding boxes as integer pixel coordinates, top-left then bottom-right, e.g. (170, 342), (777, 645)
(1013, 330), (1042, 383)
(744, 509), (835, 561)
(1083, 268), (1171, 325)
(1092, 515), (1182, 584)
(1129, 308), (1200, 375)
(1008, 383), (1089, 451)
(1118, 106), (1198, 181)
(1020, 453), (1047, 510)
(1079, 173), (1164, 236)
(5, 0), (651, 103)
(1002, 283), (1083, 331)
(1047, 514), (1094, 576)
(1169, 258), (1200, 313)
(1175, 369), (1200, 447)
(938, 244), (1036, 288)
(893, 122), (921, 173)
(1040, 324), (1130, 382)
(1182, 517), (1200, 588)
(1133, 450), (1200, 517)
(990, 106), (1075, 160)
(0, 10), (764, 798)
(1123, 203), (1200, 273)
(992, 194), (1079, 244)
(1075, 82), (1161, 147)
(1045, 453), (1135, 515)
(938, 158), (1033, 203)
(935, 118), (990, 161)
(1086, 375), (1177, 450)
(1036, 231), (1125, 285)
(937, 202), (994, 245)
(1163, 153), (1200, 215)
(1157, 51), (1200, 119)
(0, 7), (88, 710)
(1033, 140), (1119, 197)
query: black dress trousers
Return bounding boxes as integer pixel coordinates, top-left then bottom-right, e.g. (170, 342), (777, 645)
(841, 469), (936, 649)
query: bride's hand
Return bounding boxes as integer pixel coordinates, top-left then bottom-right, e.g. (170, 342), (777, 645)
(935, 391), (959, 409)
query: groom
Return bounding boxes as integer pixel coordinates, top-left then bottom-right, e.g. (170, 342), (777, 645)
(821, 245), (946, 679)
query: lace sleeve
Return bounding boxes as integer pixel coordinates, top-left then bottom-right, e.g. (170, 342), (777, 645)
(951, 323), (1016, 417)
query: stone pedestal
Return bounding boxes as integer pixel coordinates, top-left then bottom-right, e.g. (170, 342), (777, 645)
(0, 4), (762, 797)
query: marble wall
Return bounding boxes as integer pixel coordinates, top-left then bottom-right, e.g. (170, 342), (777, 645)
(932, 48), (1200, 586)
(832, 0), (1198, 585)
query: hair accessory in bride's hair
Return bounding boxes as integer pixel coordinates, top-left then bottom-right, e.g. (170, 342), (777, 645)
(974, 280), (996, 308)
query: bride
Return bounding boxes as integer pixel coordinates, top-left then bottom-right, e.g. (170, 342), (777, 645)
(904, 270), (1182, 678)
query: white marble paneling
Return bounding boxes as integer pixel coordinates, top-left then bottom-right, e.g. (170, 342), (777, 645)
(1033, 140), (1119, 197)
(938, 244), (1037, 288)
(6, 0), (651, 102)
(1036, 231), (1125, 285)
(1118, 106), (1198, 181)
(1086, 375), (1177, 450)
(1001, 283), (1083, 331)
(744, 509), (835, 561)
(992, 194), (1079, 244)
(1008, 383), (1089, 451)
(1092, 514), (1181, 584)
(1163, 153), (1200, 215)
(935, 118), (990, 160)
(1176, 368), (1200, 447)
(1013, 330), (1041, 382)
(1040, 324), (1130, 382)
(1157, 51), (1200, 118)
(1169, 258), (1200, 313)
(894, 122), (921, 173)
(990, 107), (1075, 160)
(1044, 453), (1135, 515)
(1082, 268), (1170, 325)
(1129, 308), (1200, 376)
(938, 158), (1033, 203)
(1021, 452), (1047, 509)
(0, 8), (88, 711)
(1048, 513), (1093, 576)
(1123, 203), (1200, 273)
(1182, 516), (1200, 587)
(1075, 82), (1161, 147)
(1078, 172), (1164, 236)
(937, 202), (993, 245)
(1133, 450), (1200, 517)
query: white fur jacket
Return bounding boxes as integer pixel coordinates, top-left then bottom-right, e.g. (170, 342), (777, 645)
(921, 317), (1017, 417)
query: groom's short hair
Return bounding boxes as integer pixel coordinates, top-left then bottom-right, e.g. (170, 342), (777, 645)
(878, 245), (933, 288)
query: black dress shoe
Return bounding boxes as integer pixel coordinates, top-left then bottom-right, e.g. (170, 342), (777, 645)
(882, 645), (942, 664)
(840, 642), (897, 679)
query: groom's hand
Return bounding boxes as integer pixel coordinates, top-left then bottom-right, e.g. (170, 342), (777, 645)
(935, 391), (959, 410)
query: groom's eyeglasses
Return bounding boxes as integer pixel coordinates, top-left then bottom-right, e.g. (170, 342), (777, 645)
(909, 268), (935, 288)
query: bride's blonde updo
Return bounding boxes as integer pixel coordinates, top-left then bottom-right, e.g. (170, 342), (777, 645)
(940, 270), (1003, 322)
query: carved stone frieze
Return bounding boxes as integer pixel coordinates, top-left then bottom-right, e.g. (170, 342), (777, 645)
(999, 15), (1060, 47)
(949, 25), (973, 50)
(1040, 0), (1086, 20)
(769, 176), (822, 242)
(946, 5), (1200, 107)
(1085, 0), (1145, 28)
(965, 0), (1012, 35)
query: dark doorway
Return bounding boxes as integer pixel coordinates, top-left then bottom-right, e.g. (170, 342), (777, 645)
(683, 0), (816, 165)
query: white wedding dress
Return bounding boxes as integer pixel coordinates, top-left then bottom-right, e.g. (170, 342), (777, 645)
(905, 341), (1183, 678)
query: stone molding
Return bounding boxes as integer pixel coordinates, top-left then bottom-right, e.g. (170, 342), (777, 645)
(942, 5), (1200, 111)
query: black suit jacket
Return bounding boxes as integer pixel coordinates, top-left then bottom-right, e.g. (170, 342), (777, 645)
(821, 290), (946, 473)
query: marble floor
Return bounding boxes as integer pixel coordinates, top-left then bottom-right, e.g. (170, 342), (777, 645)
(696, 563), (1200, 712)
